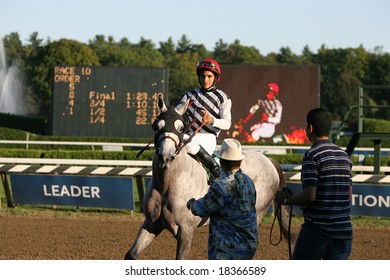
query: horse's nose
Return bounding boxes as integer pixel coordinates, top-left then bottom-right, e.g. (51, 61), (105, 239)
(157, 153), (170, 169)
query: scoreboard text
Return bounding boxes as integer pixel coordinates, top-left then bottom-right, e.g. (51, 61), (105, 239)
(52, 66), (169, 138)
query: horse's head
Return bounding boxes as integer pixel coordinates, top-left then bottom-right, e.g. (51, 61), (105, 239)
(152, 94), (190, 169)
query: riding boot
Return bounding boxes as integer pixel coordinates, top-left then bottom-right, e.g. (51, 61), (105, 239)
(194, 146), (222, 184)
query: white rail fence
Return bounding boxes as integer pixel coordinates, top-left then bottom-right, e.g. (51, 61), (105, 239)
(0, 140), (389, 173)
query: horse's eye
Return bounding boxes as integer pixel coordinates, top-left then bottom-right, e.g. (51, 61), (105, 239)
(174, 120), (184, 134)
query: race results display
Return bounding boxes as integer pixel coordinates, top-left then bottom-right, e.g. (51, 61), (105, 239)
(52, 66), (169, 138)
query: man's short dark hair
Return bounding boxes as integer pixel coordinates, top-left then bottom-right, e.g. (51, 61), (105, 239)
(306, 108), (333, 137)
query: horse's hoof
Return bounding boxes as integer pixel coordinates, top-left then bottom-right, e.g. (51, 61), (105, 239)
(124, 251), (135, 260)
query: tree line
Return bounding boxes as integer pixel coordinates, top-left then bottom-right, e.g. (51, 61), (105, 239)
(2, 32), (390, 129)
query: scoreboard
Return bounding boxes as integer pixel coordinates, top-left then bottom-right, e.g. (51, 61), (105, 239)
(51, 66), (169, 138)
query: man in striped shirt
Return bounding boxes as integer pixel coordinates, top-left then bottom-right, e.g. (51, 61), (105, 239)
(176, 58), (232, 183)
(275, 108), (353, 260)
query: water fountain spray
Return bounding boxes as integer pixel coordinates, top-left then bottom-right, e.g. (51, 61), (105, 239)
(0, 36), (25, 115)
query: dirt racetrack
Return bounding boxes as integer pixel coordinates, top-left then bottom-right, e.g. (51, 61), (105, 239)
(1, 212), (389, 260)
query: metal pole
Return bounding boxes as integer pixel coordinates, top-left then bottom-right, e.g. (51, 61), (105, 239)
(1, 173), (14, 208)
(358, 86), (364, 133)
(135, 176), (145, 212)
(373, 139), (381, 174)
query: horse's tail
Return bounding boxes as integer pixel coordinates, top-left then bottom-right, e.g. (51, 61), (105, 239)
(268, 158), (295, 243)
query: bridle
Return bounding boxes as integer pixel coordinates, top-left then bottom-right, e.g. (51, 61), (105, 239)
(155, 133), (182, 157)
(136, 106), (206, 159)
(156, 119), (207, 159)
(135, 109), (184, 159)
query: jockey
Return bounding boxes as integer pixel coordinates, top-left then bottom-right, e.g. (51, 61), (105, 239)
(176, 58), (232, 183)
(243, 82), (283, 141)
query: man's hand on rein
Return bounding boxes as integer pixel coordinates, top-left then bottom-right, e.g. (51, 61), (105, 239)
(275, 188), (292, 205)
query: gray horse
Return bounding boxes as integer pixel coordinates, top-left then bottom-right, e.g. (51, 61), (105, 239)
(124, 95), (290, 260)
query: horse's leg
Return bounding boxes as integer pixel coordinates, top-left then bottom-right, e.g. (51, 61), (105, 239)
(175, 225), (195, 260)
(145, 188), (162, 223)
(124, 220), (163, 260)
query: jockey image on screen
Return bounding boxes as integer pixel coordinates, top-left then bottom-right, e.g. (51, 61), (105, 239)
(239, 82), (282, 142)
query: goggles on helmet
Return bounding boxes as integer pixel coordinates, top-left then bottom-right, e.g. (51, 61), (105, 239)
(197, 60), (217, 70)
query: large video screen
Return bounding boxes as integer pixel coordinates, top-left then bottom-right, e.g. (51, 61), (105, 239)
(218, 65), (320, 144)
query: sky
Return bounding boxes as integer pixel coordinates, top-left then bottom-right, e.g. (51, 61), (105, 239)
(1, 0), (390, 55)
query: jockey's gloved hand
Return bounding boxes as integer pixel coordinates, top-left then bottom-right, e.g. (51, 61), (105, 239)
(201, 110), (213, 125)
(187, 198), (196, 210)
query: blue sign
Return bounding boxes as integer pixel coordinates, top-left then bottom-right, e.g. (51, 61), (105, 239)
(284, 182), (390, 217)
(144, 177), (152, 189)
(145, 178), (390, 217)
(350, 183), (390, 216)
(10, 174), (134, 210)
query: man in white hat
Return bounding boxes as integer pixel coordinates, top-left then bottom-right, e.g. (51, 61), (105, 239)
(187, 138), (258, 260)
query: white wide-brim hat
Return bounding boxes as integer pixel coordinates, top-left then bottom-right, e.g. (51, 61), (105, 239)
(215, 138), (246, 161)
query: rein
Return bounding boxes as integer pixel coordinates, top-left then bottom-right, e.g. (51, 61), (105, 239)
(270, 189), (294, 260)
(174, 120), (207, 156)
(136, 118), (206, 158)
(136, 139), (154, 158)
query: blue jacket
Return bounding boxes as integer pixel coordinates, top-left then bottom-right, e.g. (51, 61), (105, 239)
(193, 168), (258, 260)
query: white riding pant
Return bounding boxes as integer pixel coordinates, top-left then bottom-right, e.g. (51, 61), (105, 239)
(250, 122), (276, 140)
(183, 132), (217, 156)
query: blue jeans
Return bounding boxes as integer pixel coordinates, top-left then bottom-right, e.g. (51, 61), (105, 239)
(292, 223), (352, 260)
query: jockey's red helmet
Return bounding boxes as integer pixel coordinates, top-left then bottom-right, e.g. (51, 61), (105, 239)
(268, 83), (279, 95)
(196, 58), (221, 81)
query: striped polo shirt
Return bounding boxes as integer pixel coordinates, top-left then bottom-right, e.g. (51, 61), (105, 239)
(301, 139), (353, 240)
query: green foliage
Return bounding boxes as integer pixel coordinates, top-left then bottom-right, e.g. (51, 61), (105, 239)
(2, 32), (390, 128)
(88, 35), (165, 67)
(167, 53), (201, 102)
(0, 148), (155, 161)
(314, 46), (383, 126)
(0, 127), (30, 140)
(0, 113), (46, 134)
(39, 40), (100, 112)
(218, 39), (264, 65)
(0, 148), (43, 158)
(333, 118), (390, 148)
(366, 52), (390, 88)
(363, 118), (390, 133)
(266, 153), (304, 164)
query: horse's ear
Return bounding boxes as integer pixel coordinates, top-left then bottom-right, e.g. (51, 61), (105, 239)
(176, 98), (190, 115)
(157, 94), (168, 112)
